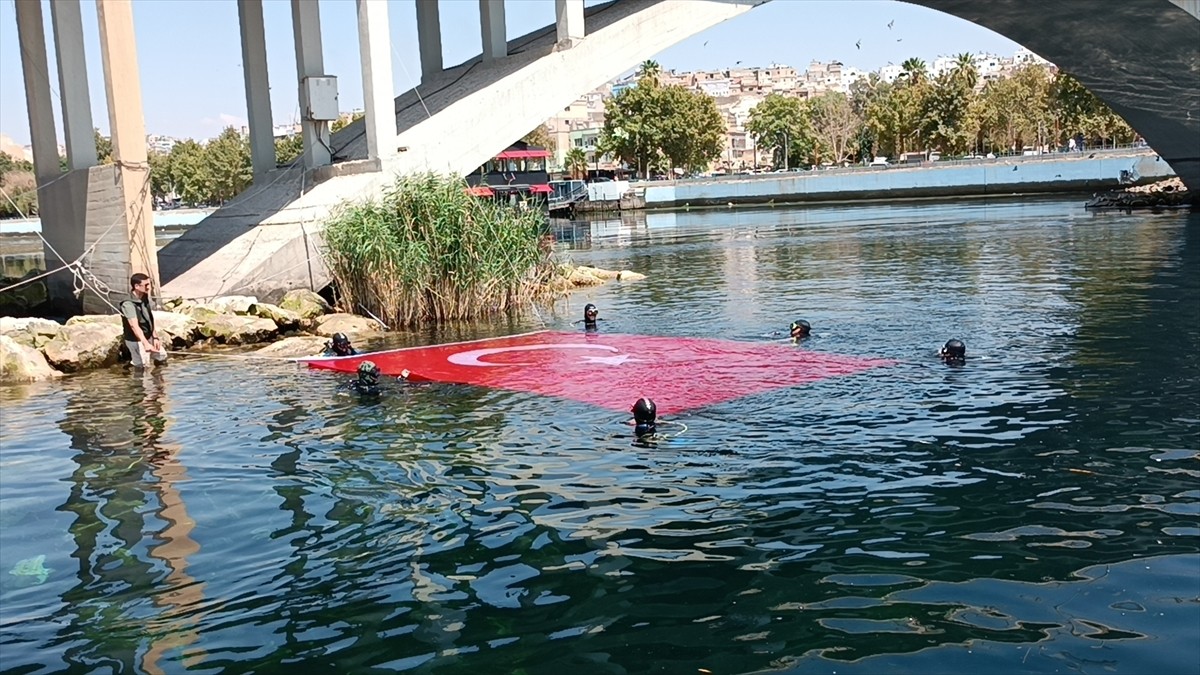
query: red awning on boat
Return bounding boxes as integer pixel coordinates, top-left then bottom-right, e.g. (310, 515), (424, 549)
(466, 186), (494, 197)
(529, 184), (553, 194)
(495, 149), (550, 160)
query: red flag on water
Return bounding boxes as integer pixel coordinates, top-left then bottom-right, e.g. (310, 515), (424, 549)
(302, 330), (891, 414)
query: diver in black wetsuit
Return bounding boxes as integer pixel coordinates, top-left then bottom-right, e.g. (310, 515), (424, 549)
(340, 361), (383, 398)
(631, 397), (657, 439)
(940, 338), (966, 364)
(574, 303), (601, 332)
(789, 319), (811, 341)
(324, 332), (358, 357)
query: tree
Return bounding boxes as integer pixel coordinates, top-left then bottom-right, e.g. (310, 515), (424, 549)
(204, 127), (252, 204)
(0, 153), (37, 217)
(168, 139), (209, 206)
(564, 147), (588, 179)
(275, 134), (304, 166)
(921, 70), (976, 155)
(1051, 72), (1134, 148)
(899, 57), (928, 86)
(94, 129), (112, 164)
(658, 86), (725, 173)
(638, 59), (661, 84)
(952, 53), (979, 90)
(521, 124), (556, 154)
(147, 149), (174, 201)
(809, 91), (861, 165)
(746, 93), (817, 169)
(331, 111), (365, 133)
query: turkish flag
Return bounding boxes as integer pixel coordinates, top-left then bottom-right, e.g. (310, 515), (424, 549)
(302, 331), (892, 414)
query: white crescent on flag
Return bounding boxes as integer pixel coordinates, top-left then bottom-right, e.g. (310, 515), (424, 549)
(447, 343), (637, 367)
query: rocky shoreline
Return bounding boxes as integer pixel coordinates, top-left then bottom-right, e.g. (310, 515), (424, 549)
(1084, 177), (1193, 210)
(0, 265), (644, 384)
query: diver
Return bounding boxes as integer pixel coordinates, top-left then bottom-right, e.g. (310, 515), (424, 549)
(340, 361), (383, 397)
(631, 397), (657, 439)
(574, 303), (601, 332)
(324, 332), (358, 357)
(789, 319), (811, 341)
(940, 338), (966, 364)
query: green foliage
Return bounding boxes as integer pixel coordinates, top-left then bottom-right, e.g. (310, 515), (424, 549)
(0, 152), (38, 217)
(520, 124), (556, 155)
(204, 127), (252, 203)
(94, 129), (112, 164)
(1051, 72), (1134, 147)
(275, 134), (304, 166)
(978, 63), (1053, 152)
(809, 92), (858, 164)
(321, 173), (556, 327)
(331, 111), (365, 133)
(599, 78), (724, 177)
(564, 147), (588, 179)
(746, 93), (816, 169)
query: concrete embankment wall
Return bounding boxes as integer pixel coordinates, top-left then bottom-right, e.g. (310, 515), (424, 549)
(641, 151), (1175, 209)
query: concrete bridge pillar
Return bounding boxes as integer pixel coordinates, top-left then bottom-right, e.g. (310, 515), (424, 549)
(357, 0), (396, 164)
(415, 0), (443, 81)
(555, 0), (585, 46)
(480, 0), (507, 62)
(96, 0), (158, 302)
(50, 0), (98, 171)
(291, 0), (331, 169)
(238, 0), (276, 181)
(14, 0), (61, 186)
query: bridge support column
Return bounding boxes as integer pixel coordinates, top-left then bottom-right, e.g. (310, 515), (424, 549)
(357, 0), (395, 164)
(291, 0), (331, 169)
(14, 0), (61, 186)
(96, 0), (158, 306)
(415, 0), (442, 81)
(239, 0), (276, 181)
(50, 0), (98, 171)
(555, 0), (584, 47)
(480, 0), (506, 62)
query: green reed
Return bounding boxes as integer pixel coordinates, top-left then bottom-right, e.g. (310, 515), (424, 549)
(321, 173), (557, 327)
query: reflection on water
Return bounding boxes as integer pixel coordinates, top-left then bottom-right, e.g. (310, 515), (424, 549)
(1, 198), (1198, 674)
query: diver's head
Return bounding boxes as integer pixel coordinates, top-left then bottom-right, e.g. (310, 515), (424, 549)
(941, 338), (966, 361)
(631, 397), (657, 423)
(790, 319), (811, 339)
(331, 332), (353, 356)
(357, 360), (380, 385)
(583, 303), (598, 322)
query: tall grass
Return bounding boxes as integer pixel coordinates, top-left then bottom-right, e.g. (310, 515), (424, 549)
(321, 173), (557, 327)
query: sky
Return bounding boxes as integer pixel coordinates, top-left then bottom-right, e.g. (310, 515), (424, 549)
(0, 0), (1023, 147)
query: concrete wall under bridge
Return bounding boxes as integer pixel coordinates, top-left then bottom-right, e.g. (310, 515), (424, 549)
(643, 150), (1177, 208)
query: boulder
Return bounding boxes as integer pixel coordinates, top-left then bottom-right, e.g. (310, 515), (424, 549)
(196, 315), (278, 345)
(208, 295), (258, 315)
(617, 270), (646, 282)
(314, 313), (383, 337)
(154, 311), (200, 347)
(248, 302), (301, 331)
(0, 335), (62, 383)
(280, 289), (331, 319)
(254, 335), (331, 358)
(567, 267), (605, 287)
(182, 304), (224, 323)
(577, 265), (621, 281)
(0, 317), (63, 349)
(41, 321), (124, 372)
(65, 313), (122, 326)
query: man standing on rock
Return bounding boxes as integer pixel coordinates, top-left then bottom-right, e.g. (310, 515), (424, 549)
(120, 273), (167, 368)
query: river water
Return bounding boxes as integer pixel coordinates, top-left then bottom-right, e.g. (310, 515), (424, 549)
(1, 198), (1197, 674)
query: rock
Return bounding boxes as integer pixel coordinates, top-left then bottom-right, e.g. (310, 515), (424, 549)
(0, 335), (62, 382)
(154, 311), (200, 347)
(280, 289), (331, 319)
(617, 270), (646, 282)
(182, 304), (224, 323)
(567, 267), (605, 287)
(249, 302), (301, 331)
(0, 275), (47, 312)
(196, 315), (278, 345)
(315, 313), (383, 337)
(41, 321), (124, 371)
(577, 265), (621, 281)
(65, 313), (122, 326)
(0, 317), (63, 349)
(208, 295), (259, 315)
(254, 335), (331, 358)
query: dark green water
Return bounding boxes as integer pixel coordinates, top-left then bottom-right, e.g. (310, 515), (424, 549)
(1, 199), (1197, 674)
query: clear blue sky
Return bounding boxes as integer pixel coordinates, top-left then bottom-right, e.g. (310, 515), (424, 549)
(0, 0), (1022, 146)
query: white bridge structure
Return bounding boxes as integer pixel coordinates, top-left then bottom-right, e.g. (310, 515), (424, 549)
(13, 0), (1200, 311)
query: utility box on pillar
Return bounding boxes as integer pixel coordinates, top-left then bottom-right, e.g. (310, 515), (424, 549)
(301, 76), (339, 120)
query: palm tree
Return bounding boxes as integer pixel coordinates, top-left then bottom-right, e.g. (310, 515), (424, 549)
(564, 147), (589, 180)
(638, 59), (661, 84)
(952, 52), (979, 90)
(899, 57), (928, 85)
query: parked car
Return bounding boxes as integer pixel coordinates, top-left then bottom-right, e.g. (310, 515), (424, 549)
(869, 157), (890, 167)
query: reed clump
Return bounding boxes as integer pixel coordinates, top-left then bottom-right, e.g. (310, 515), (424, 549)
(322, 173), (558, 327)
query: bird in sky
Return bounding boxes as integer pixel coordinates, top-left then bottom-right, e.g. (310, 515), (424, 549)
(897, 38), (903, 42)
(703, 40), (709, 46)
(888, 19), (894, 29)
(855, 39), (861, 49)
